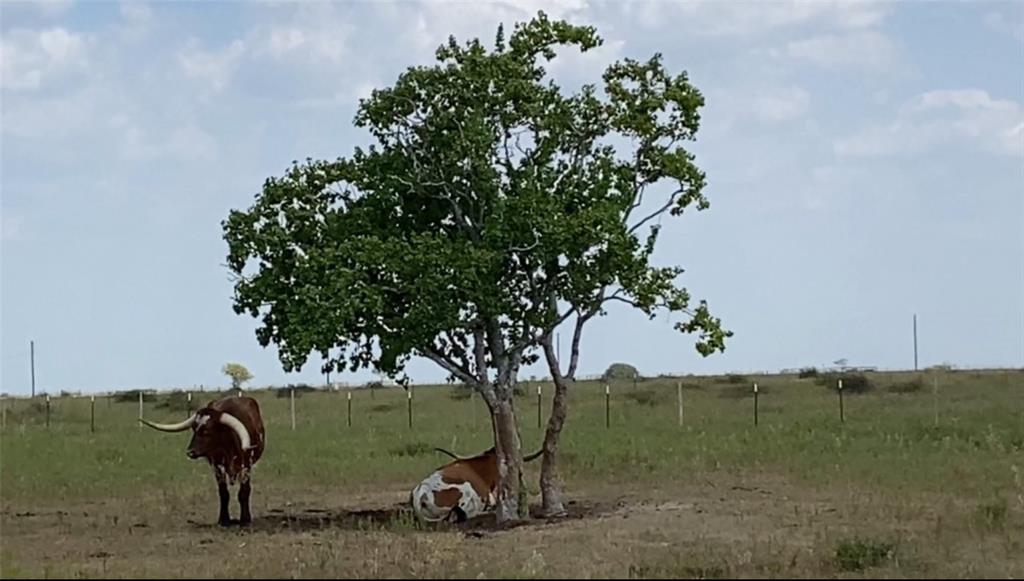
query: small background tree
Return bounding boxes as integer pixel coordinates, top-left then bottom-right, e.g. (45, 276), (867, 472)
(603, 363), (641, 382)
(222, 363), (253, 390)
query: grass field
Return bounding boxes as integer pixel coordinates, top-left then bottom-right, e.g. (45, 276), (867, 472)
(1, 368), (1022, 578)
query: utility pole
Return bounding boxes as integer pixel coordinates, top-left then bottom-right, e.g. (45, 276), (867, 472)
(30, 340), (36, 398)
(913, 314), (918, 371)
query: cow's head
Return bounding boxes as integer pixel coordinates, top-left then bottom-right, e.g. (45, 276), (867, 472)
(140, 408), (251, 459)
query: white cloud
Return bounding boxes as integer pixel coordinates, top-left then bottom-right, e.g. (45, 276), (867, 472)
(178, 38), (245, 93)
(248, 3), (353, 67)
(118, 1), (154, 43)
(834, 89), (1024, 158)
(165, 124), (219, 161)
(984, 11), (1024, 42)
(269, 28), (306, 55)
(32, 0), (74, 17)
(548, 38), (624, 82)
(628, 0), (889, 36)
(1, 214), (25, 241)
(263, 24), (345, 64)
(1, 84), (113, 139)
(394, 0), (588, 58)
(785, 31), (904, 73)
(293, 81), (379, 110)
(118, 118), (219, 162)
(0, 26), (89, 91)
(708, 86), (812, 134)
(750, 87), (811, 123)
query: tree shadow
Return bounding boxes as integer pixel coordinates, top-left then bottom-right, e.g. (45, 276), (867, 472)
(187, 498), (616, 536)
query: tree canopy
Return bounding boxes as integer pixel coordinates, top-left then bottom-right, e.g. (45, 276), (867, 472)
(222, 363), (253, 390)
(222, 13), (730, 393)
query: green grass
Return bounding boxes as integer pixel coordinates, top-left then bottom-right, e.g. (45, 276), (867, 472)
(1, 369), (1022, 503)
(834, 537), (896, 572)
(1, 369), (1022, 578)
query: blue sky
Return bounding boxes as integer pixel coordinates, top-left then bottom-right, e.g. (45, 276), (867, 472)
(2, 0), (1022, 394)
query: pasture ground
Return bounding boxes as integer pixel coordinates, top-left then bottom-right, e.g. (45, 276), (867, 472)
(1, 369), (1022, 578)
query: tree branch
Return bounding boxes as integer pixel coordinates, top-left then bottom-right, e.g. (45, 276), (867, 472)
(605, 294), (696, 317)
(421, 346), (476, 386)
(473, 326), (488, 384)
(627, 188), (682, 235)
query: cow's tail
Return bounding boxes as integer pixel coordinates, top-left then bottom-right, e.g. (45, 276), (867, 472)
(436, 446), (544, 462)
(433, 447), (463, 460)
(523, 447), (544, 462)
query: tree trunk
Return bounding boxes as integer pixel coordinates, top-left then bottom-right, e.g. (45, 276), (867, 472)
(539, 372), (569, 517)
(489, 393), (525, 524)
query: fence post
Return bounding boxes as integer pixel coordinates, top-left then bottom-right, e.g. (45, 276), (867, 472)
(933, 376), (938, 426)
(138, 391), (143, 430)
(537, 384), (542, 429)
(290, 387), (296, 430)
(46, 394), (51, 429)
(187, 392), (192, 416)
(347, 390), (352, 428)
(1, 396), (5, 430)
(90, 395), (96, 433)
(753, 383), (758, 427)
(838, 379), (844, 423)
(605, 383), (610, 429)
(677, 381), (683, 427)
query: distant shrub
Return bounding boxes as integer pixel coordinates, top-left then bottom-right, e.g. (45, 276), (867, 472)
(887, 378), (924, 394)
(718, 383), (764, 399)
(156, 391), (193, 412)
(114, 389), (157, 403)
(715, 374), (748, 385)
(8, 401), (54, 424)
(797, 367), (818, 379)
(603, 363), (640, 381)
(622, 389), (667, 407)
(448, 385), (473, 400)
(834, 538), (894, 572)
(276, 384), (318, 398)
(816, 372), (873, 394)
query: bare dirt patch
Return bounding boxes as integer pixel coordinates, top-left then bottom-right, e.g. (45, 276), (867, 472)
(2, 473), (1022, 578)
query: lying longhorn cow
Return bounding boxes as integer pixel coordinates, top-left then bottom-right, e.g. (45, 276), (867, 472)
(410, 446), (542, 523)
(139, 395), (265, 526)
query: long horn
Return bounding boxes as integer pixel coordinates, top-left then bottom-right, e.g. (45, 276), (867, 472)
(138, 414), (196, 432)
(218, 412), (251, 451)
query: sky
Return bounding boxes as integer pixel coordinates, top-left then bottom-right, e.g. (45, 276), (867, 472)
(1, 0), (1022, 395)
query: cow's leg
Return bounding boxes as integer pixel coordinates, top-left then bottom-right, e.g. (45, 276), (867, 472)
(238, 469), (252, 526)
(215, 466), (231, 526)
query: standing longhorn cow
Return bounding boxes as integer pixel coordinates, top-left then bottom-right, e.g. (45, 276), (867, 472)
(139, 395), (265, 526)
(410, 445), (542, 523)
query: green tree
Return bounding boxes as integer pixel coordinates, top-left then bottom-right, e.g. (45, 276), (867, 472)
(603, 363), (640, 381)
(222, 363), (253, 390)
(222, 13), (730, 523)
